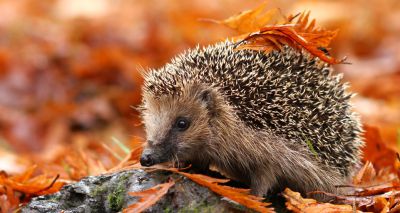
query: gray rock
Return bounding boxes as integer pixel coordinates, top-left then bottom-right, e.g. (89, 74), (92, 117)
(22, 169), (249, 213)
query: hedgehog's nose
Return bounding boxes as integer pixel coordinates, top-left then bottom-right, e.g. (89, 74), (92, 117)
(140, 153), (154, 167)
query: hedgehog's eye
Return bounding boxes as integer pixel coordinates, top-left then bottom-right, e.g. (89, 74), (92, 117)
(174, 117), (190, 131)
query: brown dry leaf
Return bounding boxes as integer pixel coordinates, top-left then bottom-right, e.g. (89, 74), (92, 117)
(0, 194), (12, 213)
(291, 12), (338, 47)
(167, 168), (274, 213)
(242, 21), (342, 64)
(212, 3), (286, 34)
(79, 149), (107, 176)
(346, 164), (400, 197)
(123, 179), (175, 213)
(362, 125), (398, 171)
(353, 183), (400, 197)
(390, 202), (400, 213)
(108, 145), (144, 173)
(216, 3), (342, 64)
(63, 149), (107, 180)
(374, 196), (390, 212)
(353, 161), (377, 185)
(282, 188), (362, 213)
(0, 165), (67, 195)
(356, 191), (400, 212)
(0, 180), (19, 211)
(316, 162), (400, 211)
(107, 137), (144, 173)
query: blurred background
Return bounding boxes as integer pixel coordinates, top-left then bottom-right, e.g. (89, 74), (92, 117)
(0, 0), (399, 177)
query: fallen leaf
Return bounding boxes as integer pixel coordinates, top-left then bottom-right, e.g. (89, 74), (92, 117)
(215, 3), (286, 34)
(0, 164), (68, 212)
(283, 188), (361, 213)
(241, 22), (343, 64)
(215, 4), (343, 64)
(123, 179), (175, 213)
(167, 168), (274, 213)
(362, 125), (398, 171)
(374, 196), (390, 212)
(108, 144), (144, 173)
(353, 161), (377, 185)
(292, 12), (338, 47)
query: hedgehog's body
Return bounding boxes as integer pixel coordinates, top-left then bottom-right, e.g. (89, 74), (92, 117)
(139, 41), (363, 197)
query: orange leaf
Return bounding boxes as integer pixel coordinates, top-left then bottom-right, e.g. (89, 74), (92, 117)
(167, 168), (274, 213)
(108, 145), (144, 173)
(216, 3), (343, 64)
(374, 196), (390, 212)
(0, 165), (67, 203)
(211, 3), (286, 34)
(63, 148), (108, 179)
(282, 188), (362, 213)
(353, 161), (377, 185)
(292, 11), (338, 47)
(362, 125), (398, 171)
(0, 194), (12, 213)
(17, 165), (37, 183)
(123, 179), (175, 213)
(242, 24), (343, 64)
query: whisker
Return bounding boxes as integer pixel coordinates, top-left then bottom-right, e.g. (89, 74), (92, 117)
(174, 154), (178, 168)
(176, 154), (181, 168)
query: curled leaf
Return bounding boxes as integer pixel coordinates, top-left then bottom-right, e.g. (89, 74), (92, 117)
(124, 179), (175, 213)
(205, 3), (286, 34)
(214, 4), (343, 64)
(283, 188), (361, 213)
(242, 23), (344, 64)
(167, 168), (274, 213)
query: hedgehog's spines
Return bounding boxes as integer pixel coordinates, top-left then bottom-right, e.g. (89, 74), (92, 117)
(143, 41), (363, 176)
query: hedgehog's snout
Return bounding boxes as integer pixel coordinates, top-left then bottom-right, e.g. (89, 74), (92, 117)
(140, 153), (154, 167)
(140, 149), (155, 167)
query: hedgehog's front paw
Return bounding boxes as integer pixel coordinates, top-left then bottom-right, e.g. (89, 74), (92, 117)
(250, 177), (273, 197)
(250, 187), (268, 197)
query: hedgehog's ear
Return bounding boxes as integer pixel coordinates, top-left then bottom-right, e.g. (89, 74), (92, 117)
(199, 88), (218, 116)
(200, 89), (212, 104)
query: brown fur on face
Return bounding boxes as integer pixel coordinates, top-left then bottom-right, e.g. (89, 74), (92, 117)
(140, 84), (214, 168)
(140, 83), (347, 198)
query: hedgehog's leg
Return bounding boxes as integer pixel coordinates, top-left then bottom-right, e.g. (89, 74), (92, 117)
(249, 170), (278, 196)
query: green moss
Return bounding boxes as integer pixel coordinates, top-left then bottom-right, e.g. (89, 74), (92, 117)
(107, 173), (131, 211)
(119, 172), (131, 182)
(107, 187), (125, 211)
(91, 184), (107, 197)
(163, 206), (172, 213)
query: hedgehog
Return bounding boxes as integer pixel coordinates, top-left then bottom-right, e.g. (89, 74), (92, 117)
(138, 41), (364, 197)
